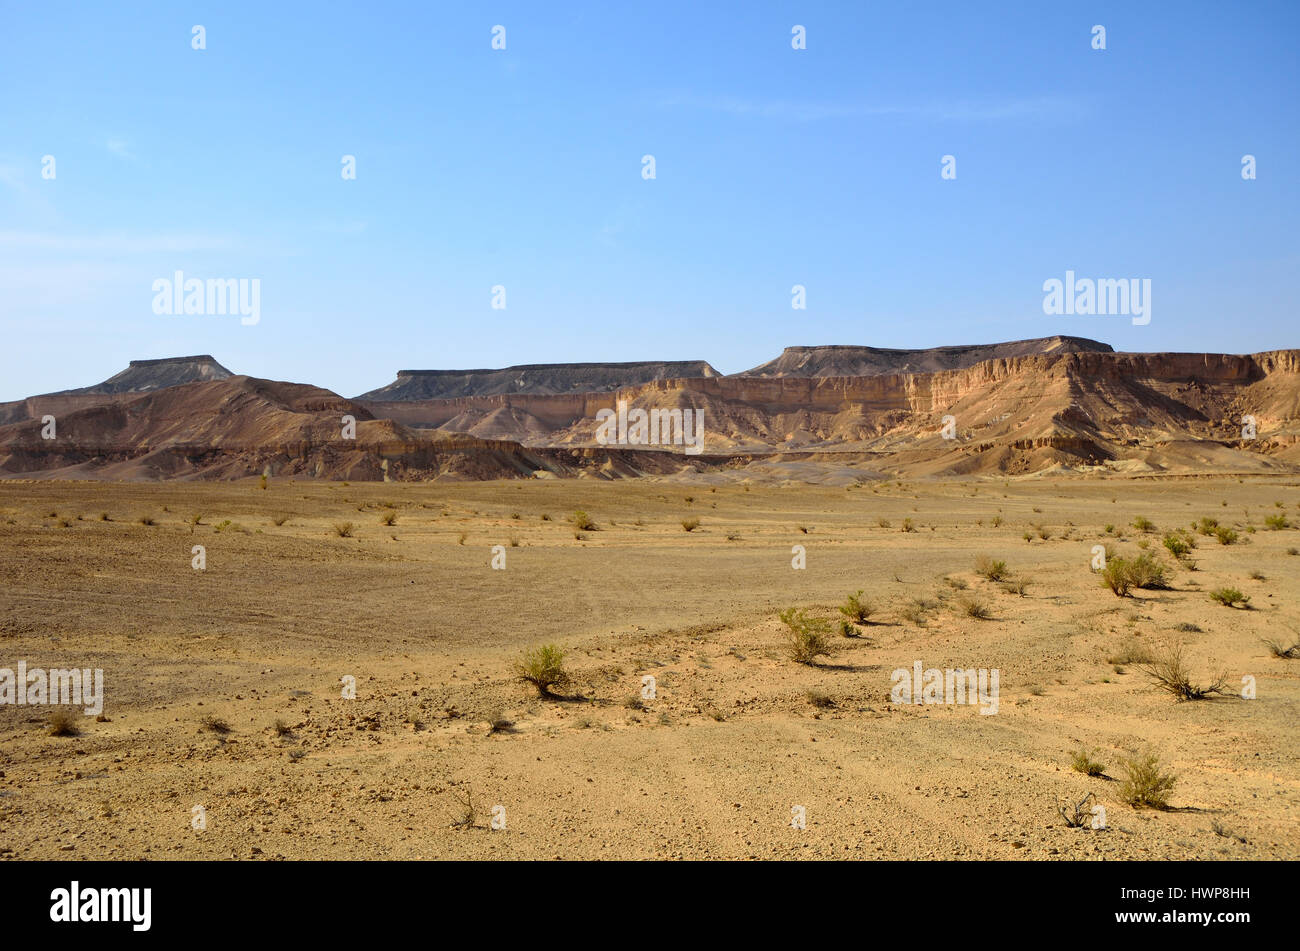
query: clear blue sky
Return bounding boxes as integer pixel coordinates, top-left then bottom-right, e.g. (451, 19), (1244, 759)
(1, 1), (1296, 401)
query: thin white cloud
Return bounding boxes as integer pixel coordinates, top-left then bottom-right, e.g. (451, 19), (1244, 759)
(106, 137), (134, 159)
(660, 93), (1086, 122)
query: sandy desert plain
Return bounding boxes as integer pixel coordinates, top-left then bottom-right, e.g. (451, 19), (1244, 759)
(0, 472), (1297, 860)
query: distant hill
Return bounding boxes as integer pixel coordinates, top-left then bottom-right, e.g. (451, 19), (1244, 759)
(52, 355), (235, 395)
(357, 361), (720, 400)
(733, 336), (1113, 378)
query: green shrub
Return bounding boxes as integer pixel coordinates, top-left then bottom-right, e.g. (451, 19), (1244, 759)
(1071, 748), (1107, 777)
(1209, 587), (1249, 607)
(838, 590), (875, 624)
(1118, 751), (1178, 809)
(974, 555), (1009, 581)
(778, 608), (836, 665)
(514, 645), (571, 697)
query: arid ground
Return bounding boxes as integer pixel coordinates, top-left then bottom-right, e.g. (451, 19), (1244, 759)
(1, 474), (1297, 860)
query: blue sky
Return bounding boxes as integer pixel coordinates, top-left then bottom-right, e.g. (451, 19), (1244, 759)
(1, 0), (1296, 400)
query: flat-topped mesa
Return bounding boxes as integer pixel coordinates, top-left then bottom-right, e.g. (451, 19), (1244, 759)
(54, 355), (236, 396)
(357, 360), (720, 400)
(734, 335), (1113, 378)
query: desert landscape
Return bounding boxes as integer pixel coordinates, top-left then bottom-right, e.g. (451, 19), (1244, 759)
(2, 338), (1298, 859)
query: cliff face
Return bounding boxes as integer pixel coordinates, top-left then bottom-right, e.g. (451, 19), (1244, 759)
(357, 349), (1300, 473)
(2, 349), (1298, 481)
(734, 335), (1113, 378)
(357, 360), (720, 400)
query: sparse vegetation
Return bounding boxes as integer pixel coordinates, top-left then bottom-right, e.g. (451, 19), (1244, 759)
(1071, 748), (1107, 777)
(1132, 515), (1156, 533)
(47, 709), (81, 737)
(957, 595), (992, 619)
(1058, 791), (1097, 828)
(974, 555), (1009, 581)
(680, 517), (700, 532)
(806, 689), (836, 709)
(838, 589), (875, 624)
(333, 521), (354, 538)
(1209, 587), (1249, 608)
(380, 511), (397, 526)
(1265, 514), (1290, 530)
(201, 715), (233, 735)
(1118, 751), (1178, 809)
(778, 608), (836, 665)
(1261, 633), (1300, 659)
(1214, 526), (1239, 546)
(901, 518), (915, 533)
(514, 644), (571, 697)
(571, 510), (596, 531)
(1135, 639), (1230, 701)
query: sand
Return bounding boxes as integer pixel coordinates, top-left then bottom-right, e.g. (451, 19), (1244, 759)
(0, 474), (1297, 859)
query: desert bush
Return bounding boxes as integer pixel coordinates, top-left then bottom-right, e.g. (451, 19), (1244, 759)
(1261, 634), (1300, 659)
(47, 709), (81, 737)
(380, 511), (397, 526)
(1162, 533), (1193, 559)
(514, 644), (571, 697)
(1036, 524), (1052, 540)
(838, 589), (875, 624)
(1196, 516), (1220, 536)
(1126, 552), (1171, 590)
(957, 595), (992, 619)
(1132, 516), (1156, 533)
(1058, 791), (1098, 829)
(898, 599), (930, 626)
(138, 515), (156, 526)
(571, 510), (596, 531)
(1000, 576), (1031, 596)
(272, 515), (289, 526)
(1100, 558), (1133, 597)
(1214, 526), (1239, 545)
(901, 518), (915, 533)
(1135, 640), (1229, 701)
(333, 522), (354, 538)
(806, 690), (836, 709)
(201, 715), (233, 734)
(1209, 587), (1249, 607)
(974, 555), (1009, 581)
(680, 517), (700, 532)
(1071, 748), (1107, 777)
(778, 608), (836, 665)
(1118, 751), (1178, 809)
(1265, 514), (1290, 530)
(877, 517), (891, 528)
